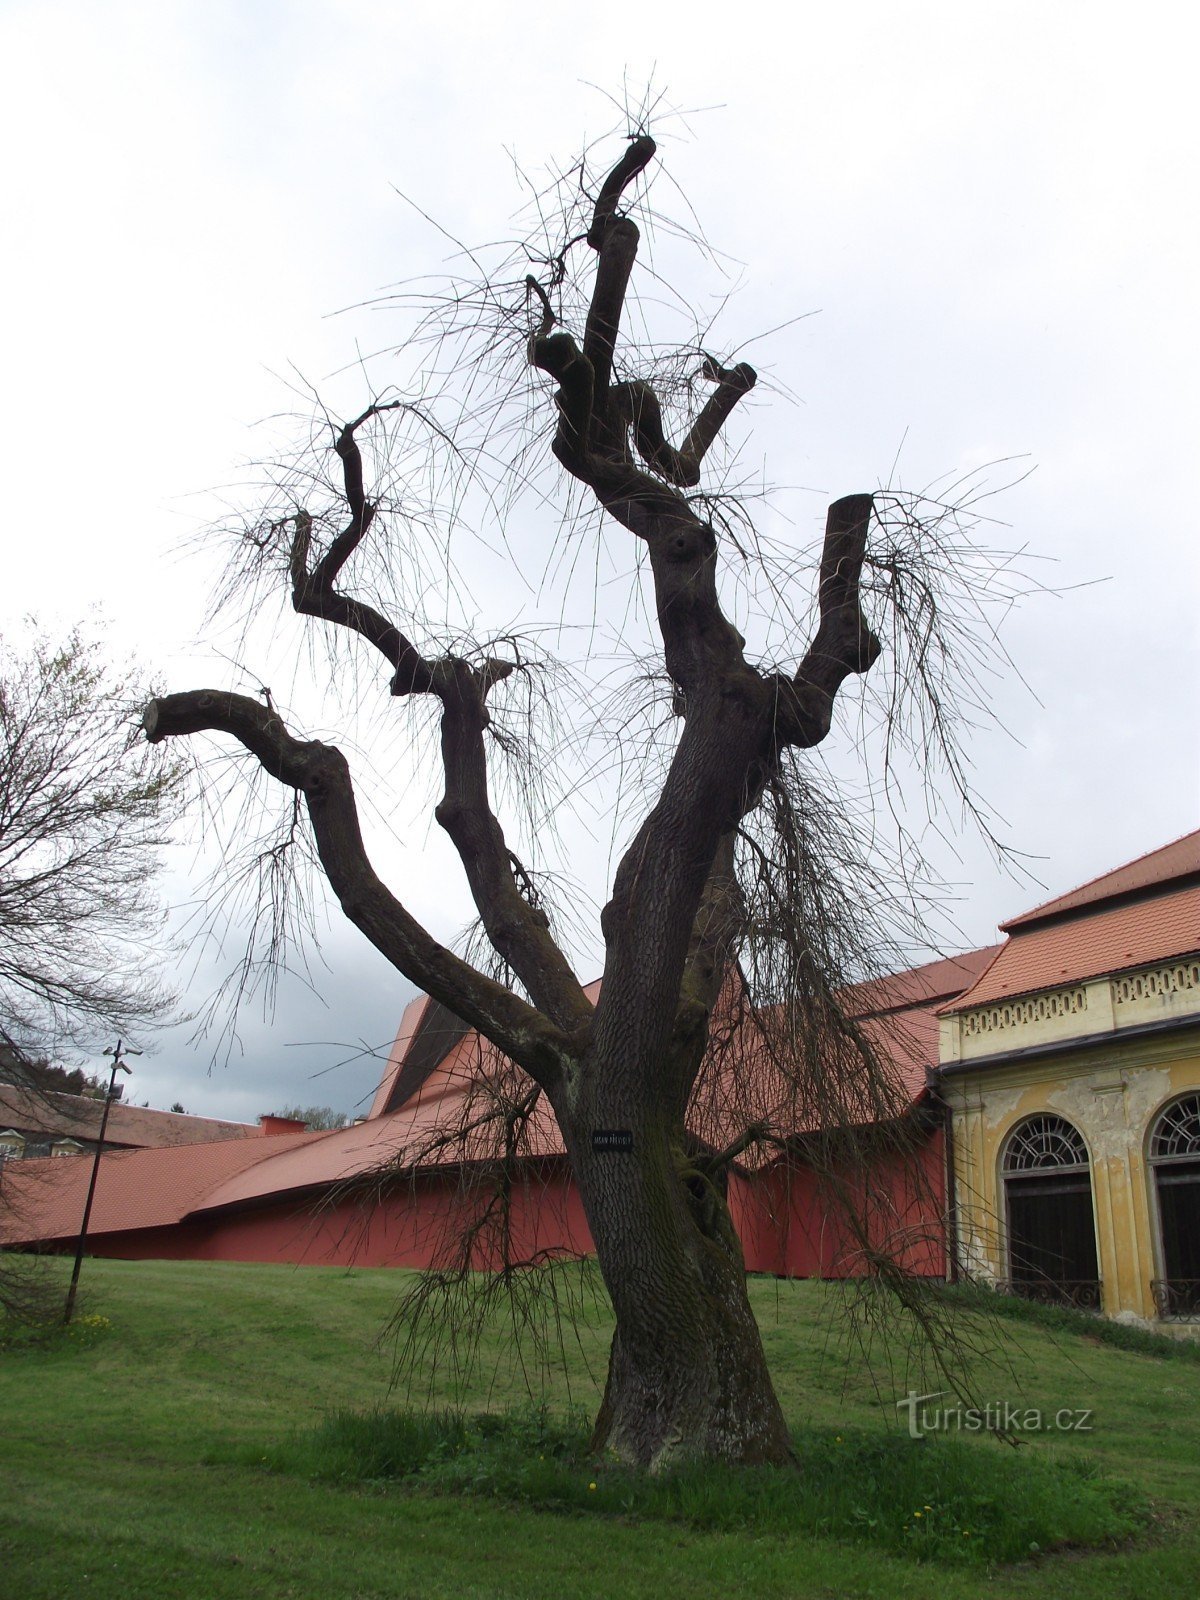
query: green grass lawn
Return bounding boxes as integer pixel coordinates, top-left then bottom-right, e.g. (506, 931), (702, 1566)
(1, 1255), (1198, 1598)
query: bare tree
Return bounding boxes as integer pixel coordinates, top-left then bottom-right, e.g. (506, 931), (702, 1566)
(0, 627), (179, 1058)
(0, 626), (180, 1325)
(144, 126), (1027, 1467)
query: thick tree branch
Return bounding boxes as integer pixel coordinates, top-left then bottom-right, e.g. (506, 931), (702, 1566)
(580, 135), (653, 412)
(677, 831), (745, 1024)
(592, 689), (773, 1110)
(667, 830), (747, 1112)
(310, 405), (396, 588)
(613, 358), (757, 488)
(583, 215), (640, 406)
(586, 135), (657, 250)
(529, 324), (596, 470)
(142, 689), (569, 1086)
(289, 403), (586, 1029)
(588, 492), (884, 1104)
(528, 147), (782, 1080)
(430, 659), (593, 1036)
(782, 493), (883, 747)
(534, 362), (883, 1105)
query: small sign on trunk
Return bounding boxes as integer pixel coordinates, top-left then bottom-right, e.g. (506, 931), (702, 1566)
(591, 1129), (634, 1153)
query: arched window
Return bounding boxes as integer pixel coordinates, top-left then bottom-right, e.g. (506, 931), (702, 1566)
(1149, 1094), (1200, 1319)
(1001, 1114), (1100, 1308)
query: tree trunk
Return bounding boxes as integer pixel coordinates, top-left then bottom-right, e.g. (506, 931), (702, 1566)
(562, 1075), (793, 1470)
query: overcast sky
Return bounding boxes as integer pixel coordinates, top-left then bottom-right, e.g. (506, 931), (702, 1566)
(1, 2), (1196, 1123)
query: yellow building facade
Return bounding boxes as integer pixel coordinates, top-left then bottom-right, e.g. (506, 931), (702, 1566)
(936, 833), (1200, 1332)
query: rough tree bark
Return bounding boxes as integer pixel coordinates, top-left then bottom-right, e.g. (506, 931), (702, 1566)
(144, 135), (885, 1469)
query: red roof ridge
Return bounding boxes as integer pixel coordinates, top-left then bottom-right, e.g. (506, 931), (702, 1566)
(1000, 828), (1200, 931)
(368, 994), (432, 1118)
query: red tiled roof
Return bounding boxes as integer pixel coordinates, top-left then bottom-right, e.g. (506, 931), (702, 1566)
(0, 1085), (256, 1149)
(0, 1130), (320, 1245)
(1002, 829), (1200, 930)
(842, 948), (1002, 1018)
(361, 962), (985, 1167)
(1, 1042), (570, 1248)
(686, 952), (997, 1152)
(371, 979), (604, 1120)
(946, 883), (1200, 1010)
(201, 1043), (570, 1212)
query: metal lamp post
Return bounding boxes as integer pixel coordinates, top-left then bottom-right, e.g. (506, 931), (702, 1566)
(63, 1040), (140, 1324)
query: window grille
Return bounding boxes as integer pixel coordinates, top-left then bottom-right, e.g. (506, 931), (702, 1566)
(1149, 1094), (1200, 1163)
(1150, 1094), (1200, 1320)
(1002, 1114), (1089, 1174)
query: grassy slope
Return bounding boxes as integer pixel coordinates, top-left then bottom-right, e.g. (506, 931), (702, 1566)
(0, 1257), (1197, 1599)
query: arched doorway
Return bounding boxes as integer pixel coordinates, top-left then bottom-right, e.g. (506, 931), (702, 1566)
(1149, 1093), (1200, 1320)
(1001, 1114), (1100, 1308)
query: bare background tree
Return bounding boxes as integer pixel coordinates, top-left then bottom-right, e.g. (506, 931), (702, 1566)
(273, 1103), (349, 1130)
(145, 121), (1032, 1468)
(0, 627), (179, 1060)
(0, 626), (181, 1323)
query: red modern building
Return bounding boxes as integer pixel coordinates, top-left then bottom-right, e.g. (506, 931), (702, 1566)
(0, 950), (996, 1278)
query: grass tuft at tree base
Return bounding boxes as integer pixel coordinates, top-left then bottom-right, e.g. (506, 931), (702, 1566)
(258, 1405), (1145, 1565)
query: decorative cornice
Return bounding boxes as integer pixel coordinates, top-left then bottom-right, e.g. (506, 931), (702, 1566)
(940, 959), (1199, 1070)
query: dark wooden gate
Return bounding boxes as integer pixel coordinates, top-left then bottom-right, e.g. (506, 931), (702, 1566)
(1002, 1115), (1099, 1309)
(1006, 1173), (1100, 1306)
